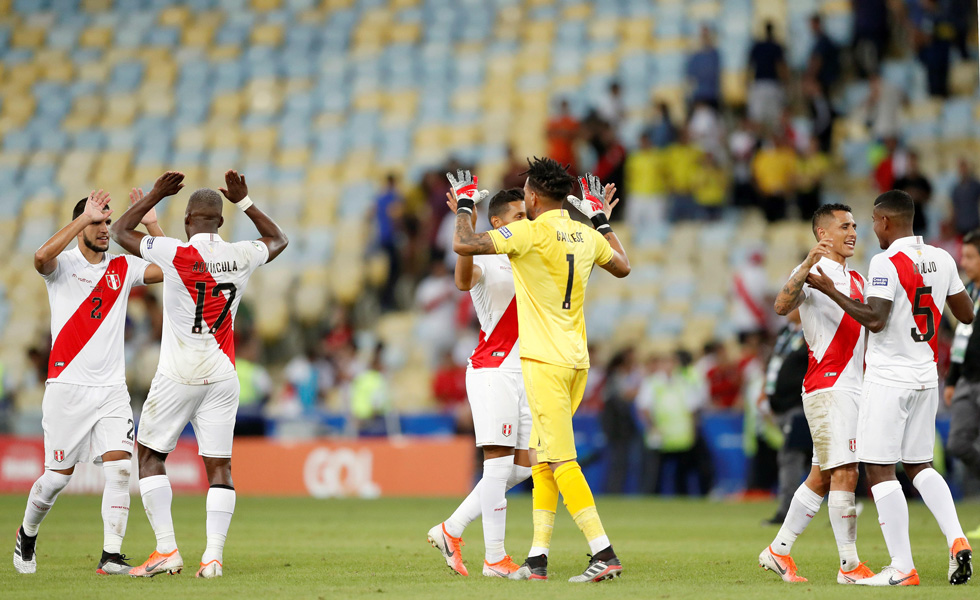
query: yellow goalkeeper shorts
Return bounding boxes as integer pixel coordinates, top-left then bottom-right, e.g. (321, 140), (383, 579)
(522, 358), (588, 463)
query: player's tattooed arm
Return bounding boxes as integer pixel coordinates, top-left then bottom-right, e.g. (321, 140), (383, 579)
(806, 266), (892, 332)
(452, 212), (496, 256)
(445, 192), (484, 288)
(774, 239), (833, 315)
(111, 171), (184, 256)
(35, 189), (112, 275)
(598, 231), (631, 278)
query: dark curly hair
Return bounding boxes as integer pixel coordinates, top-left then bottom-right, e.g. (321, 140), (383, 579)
(521, 156), (576, 203)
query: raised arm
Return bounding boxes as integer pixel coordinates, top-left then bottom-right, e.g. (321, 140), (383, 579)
(447, 170), (496, 257)
(774, 239), (833, 315)
(130, 187), (165, 237)
(568, 175), (631, 278)
(445, 191), (483, 290)
(110, 171), (185, 255)
(806, 266), (892, 332)
(947, 290), (976, 325)
(35, 189), (111, 275)
(219, 169), (289, 263)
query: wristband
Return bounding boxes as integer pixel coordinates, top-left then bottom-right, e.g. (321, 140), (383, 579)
(457, 197), (475, 215)
(590, 212), (612, 234)
(237, 195), (254, 211)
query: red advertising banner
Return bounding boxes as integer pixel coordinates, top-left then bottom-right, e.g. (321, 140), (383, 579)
(0, 436), (475, 498)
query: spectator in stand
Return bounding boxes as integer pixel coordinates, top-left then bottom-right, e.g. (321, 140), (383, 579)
(415, 259), (459, 365)
(235, 335), (272, 436)
(803, 77), (835, 153)
(693, 152), (728, 220)
(701, 341), (743, 410)
(741, 331), (781, 494)
(501, 145), (529, 190)
(806, 14), (840, 94)
(731, 249), (772, 335)
(431, 350), (471, 434)
(688, 100), (725, 158)
(645, 101), (678, 149)
(795, 137), (830, 221)
(910, 0), (955, 97)
(546, 99), (580, 175)
(686, 24), (722, 109)
(666, 128), (703, 221)
(952, 158), (980, 236)
(637, 350), (711, 496)
(601, 349), (641, 493)
(851, 0), (889, 77)
(859, 72), (904, 140)
(893, 150), (933, 236)
(751, 133), (797, 222)
(871, 135), (901, 193)
(596, 80), (625, 133)
(374, 173), (404, 311)
(625, 132), (668, 239)
(350, 344), (399, 437)
(747, 21), (789, 127)
(729, 111), (760, 209)
(592, 123), (627, 221)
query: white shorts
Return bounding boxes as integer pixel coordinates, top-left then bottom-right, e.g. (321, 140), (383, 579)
(802, 390), (859, 470)
(858, 381), (937, 465)
(42, 382), (134, 469)
(137, 373), (240, 458)
(466, 368), (532, 449)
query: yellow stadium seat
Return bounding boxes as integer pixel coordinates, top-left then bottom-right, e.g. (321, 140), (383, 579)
(141, 86), (175, 116)
(209, 45), (243, 61)
(244, 127), (277, 155)
(278, 148), (310, 169)
(352, 90), (384, 112)
(7, 62), (40, 88)
(211, 91), (243, 119)
(159, 5), (190, 27)
(79, 26), (113, 48)
(586, 52), (617, 75)
(562, 3), (591, 19)
(77, 60), (110, 83)
(101, 95), (139, 128)
(251, 23), (284, 46)
(183, 23), (215, 47)
(251, 0), (281, 11)
(11, 27), (45, 49)
(82, 0), (112, 11)
(246, 81), (282, 114)
(688, 1), (722, 20)
(341, 150), (375, 183)
(589, 18), (619, 41)
(388, 22), (420, 45)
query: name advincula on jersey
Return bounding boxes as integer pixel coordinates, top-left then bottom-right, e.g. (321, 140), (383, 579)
(191, 261), (240, 274)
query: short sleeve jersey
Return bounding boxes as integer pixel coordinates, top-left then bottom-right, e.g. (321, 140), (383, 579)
(468, 254), (520, 372)
(43, 247), (149, 386)
(865, 236), (966, 388)
(139, 233), (269, 385)
(487, 209), (614, 369)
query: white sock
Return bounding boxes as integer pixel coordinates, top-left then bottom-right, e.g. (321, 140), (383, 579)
(912, 467), (966, 547)
(22, 470), (72, 536)
(871, 480), (914, 572)
(202, 486), (236, 564)
(481, 455), (514, 563)
(589, 534), (611, 555)
(101, 460), (131, 554)
(771, 484), (823, 555)
(139, 475), (177, 553)
(444, 460), (530, 539)
(828, 490), (860, 571)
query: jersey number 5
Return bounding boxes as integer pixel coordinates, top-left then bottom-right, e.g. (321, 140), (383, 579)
(192, 282), (237, 334)
(910, 286), (935, 343)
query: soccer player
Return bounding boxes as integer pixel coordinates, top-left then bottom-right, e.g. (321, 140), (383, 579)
(806, 190), (976, 586)
(427, 184), (533, 577)
(110, 170), (287, 578)
(452, 159), (631, 582)
(759, 203), (874, 584)
(14, 184), (171, 575)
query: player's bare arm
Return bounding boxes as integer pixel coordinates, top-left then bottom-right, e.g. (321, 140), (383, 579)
(219, 169), (289, 262)
(111, 171), (185, 255)
(34, 189), (112, 275)
(774, 239), (834, 315)
(947, 290), (976, 325)
(448, 170), (495, 257)
(446, 191), (483, 290)
(568, 175), (631, 278)
(806, 266), (892, 332)
(129, 187), (166, 284)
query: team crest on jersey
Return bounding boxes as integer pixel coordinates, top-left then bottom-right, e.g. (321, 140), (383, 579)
(106, 273), (121, 290)
(848, 439), (856, 452)
(502, 424), (512, 437)
(499, 226), (512, 239)
(53, 450), (64, 463)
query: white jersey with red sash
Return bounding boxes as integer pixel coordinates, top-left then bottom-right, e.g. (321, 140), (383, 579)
(467, 254), (520, 372)
(43, 246), (149, 385)
(865, 235), (965, 388)
(139, 233), (268, 385)
(796, 257), (866, 398)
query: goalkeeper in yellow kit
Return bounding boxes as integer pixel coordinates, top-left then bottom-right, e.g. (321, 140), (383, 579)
(451, 157), (631, 582)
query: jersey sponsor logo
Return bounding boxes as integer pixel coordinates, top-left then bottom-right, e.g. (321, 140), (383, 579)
(872, 277), (888, 286)
(502, 424), (512, 437)
(251, 241), (264, 251)
(53, 450), (64, 463)
(106, 273), (121, 291)
(499, 226), (512, 239)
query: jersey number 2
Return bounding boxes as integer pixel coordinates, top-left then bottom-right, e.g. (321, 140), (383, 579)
(562, 254), (574, 310)
(910, 285), (935, 343)
(192, 282), (237, 334)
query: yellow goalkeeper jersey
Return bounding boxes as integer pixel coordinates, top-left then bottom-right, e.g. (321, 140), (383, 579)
(487, 208), (614, 369)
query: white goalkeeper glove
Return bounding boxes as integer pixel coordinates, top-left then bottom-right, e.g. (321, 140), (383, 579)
(446, 170), (489, 216)
(567, 173), (612, 234)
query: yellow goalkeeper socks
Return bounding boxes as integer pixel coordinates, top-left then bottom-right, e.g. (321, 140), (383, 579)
(530, 463), (558, 556)
(554, 461), (611, 554)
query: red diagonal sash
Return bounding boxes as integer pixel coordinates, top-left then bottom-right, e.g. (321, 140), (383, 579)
(173, 245), (236, 366)
(891, 252), (939, 363)
(802, 270), (864, 394)
(470, 297), (519, 369)
(48, 256), (129, 378)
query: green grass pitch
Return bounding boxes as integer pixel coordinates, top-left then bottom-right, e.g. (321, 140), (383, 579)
(1, 493), (979, 599)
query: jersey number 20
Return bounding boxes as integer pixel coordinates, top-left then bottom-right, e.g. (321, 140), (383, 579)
(192, 282), (237, 334)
